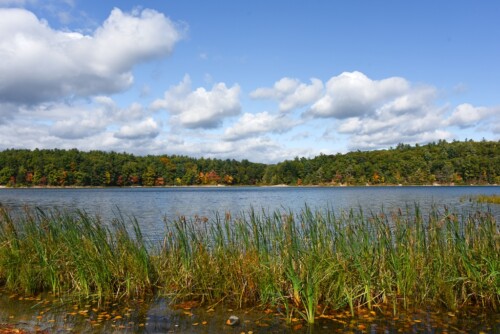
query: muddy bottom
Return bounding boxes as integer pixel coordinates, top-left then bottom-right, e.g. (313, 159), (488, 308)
(0, 290), (498, 333)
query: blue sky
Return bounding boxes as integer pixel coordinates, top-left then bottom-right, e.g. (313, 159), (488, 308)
(0, 0), (498, 163)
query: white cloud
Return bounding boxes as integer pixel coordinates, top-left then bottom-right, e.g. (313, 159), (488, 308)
(49, 108), (108, 139)
(375, 86), (437, 117)
(336, 104), (452, 150)
(93, 96), (146, 122)
(308, 71), (409, 119)
(114, 117), (160, 139)
(347, 129), (454, 151)
(445, 103), (499, 129)
(0, 123), (51, 149)
(152, 75), (241, 129)
(337, 117), (363, 134)
(280, 71), (470, 151)
(318, 73), (453, 150)
(250, 77), (323, 112)
(0, 94), (160, 145)
(224, 112), (296, 141)
(162, 135), (298, 164)
(0, 7), (182, 104)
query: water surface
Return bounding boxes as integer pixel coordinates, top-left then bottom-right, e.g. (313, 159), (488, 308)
(0, 186), (498, 241)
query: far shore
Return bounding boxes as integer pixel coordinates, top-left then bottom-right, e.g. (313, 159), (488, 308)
(0, 183), (498, 190)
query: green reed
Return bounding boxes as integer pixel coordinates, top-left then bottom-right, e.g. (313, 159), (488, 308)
(0, 204), (498, 325)
(0, 208), (155, 299)
(155, 204), (498, 324)
(477, 194), (500, 204)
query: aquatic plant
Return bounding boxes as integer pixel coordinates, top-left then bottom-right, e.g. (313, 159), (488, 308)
(477, 194), (500, 204)
(0, 208), (156, 299)
(154, 204), (499, 322)
(0, 204), (498, 326)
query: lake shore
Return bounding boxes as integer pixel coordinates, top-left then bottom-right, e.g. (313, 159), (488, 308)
(1, 182), (499, 189)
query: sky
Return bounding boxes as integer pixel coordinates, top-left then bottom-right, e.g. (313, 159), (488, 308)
(0, 1), (499, 163)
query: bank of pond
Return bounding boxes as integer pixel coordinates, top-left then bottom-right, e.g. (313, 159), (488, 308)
(0, 205), (498, 332)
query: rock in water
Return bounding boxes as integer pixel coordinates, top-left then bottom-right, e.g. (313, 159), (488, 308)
(226, 315), (240, 326)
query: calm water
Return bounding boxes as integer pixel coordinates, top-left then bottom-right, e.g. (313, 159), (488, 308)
(0, 186), (499, 241)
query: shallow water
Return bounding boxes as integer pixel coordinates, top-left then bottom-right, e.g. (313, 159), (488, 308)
(1, 290), (498, 333)
(0, 186), (499, 242)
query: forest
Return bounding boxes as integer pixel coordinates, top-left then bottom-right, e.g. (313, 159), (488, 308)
(0, 140), (498, 187)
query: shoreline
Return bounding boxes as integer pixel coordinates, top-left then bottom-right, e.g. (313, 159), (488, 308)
(1, 183), (498, 190)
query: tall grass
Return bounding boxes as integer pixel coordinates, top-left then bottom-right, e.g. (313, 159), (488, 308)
(0, 208), (155, 299)
(0, 205), (498, 325)
(154, 205), (499, 324)
(477, 194), (500, 204)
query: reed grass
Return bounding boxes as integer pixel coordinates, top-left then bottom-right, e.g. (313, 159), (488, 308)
(0, 204), (498, 325)
(154, 205), (499, 324)
(476, 194), (500, 204)
(0, 208), (156, 299)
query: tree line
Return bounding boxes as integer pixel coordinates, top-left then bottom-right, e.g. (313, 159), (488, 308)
(0, 140), (498, 187)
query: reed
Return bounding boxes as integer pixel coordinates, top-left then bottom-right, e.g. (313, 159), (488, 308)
(0, 204), (498, 325)
(155, 204), (499, 321)
(476, 194), (500, 204)
(0, 208), (156, 299)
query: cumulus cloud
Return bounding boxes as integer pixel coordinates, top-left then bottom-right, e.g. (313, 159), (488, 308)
(151, 75), (241, 129)
(347, 129), (454, 151)
(335, 101), (453, 150)
(114, 117), (160, 139)
(0, 101), (163, 154)
(49, 109), (108, 139)
(0, 7), (182, 104)
(445, 103), (499, 129)
(224, 112), (296, 141)
(308, 72), (455, 150)
(375, 86), (437, 117)
(93, 96), (146, 122)
(250, 77), (323, 112)
(163, 135), (296, 163)
(0, 93), (160, 145)
(308, 71), (409, 119)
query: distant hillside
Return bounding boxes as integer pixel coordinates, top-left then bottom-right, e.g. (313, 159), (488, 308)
(0, 140), (498, 187)
(263, 140), (499, 186)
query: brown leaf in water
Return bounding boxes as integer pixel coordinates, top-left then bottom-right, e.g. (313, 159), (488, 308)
(175, 300), (199, 310)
